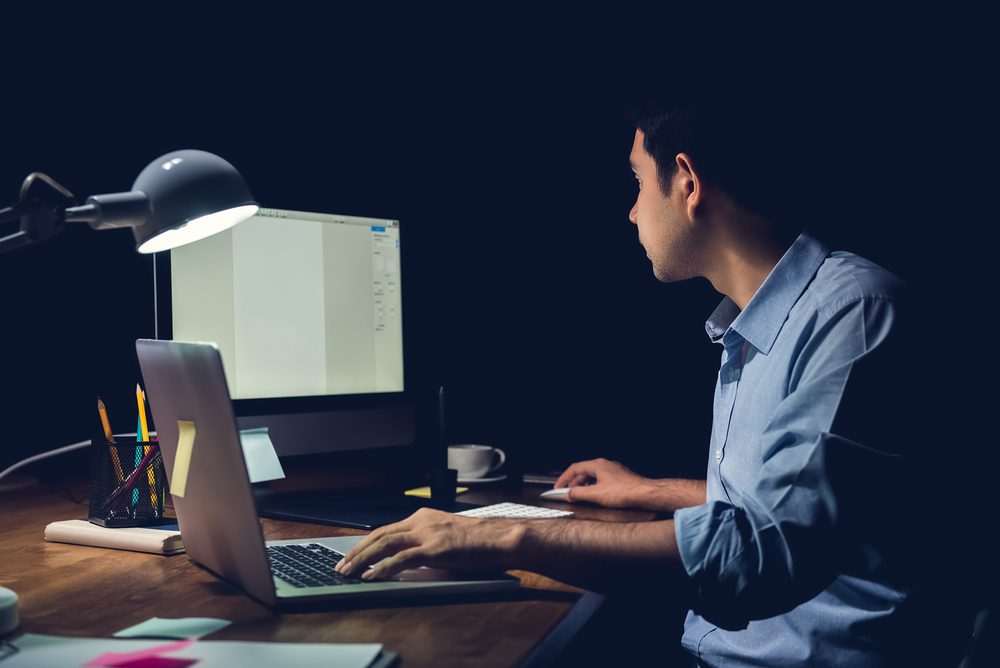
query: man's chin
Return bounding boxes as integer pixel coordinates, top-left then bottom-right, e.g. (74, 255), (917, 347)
(652, 264), (685, 284)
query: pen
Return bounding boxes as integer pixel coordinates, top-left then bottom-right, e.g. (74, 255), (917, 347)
(98, 397), (125, 483)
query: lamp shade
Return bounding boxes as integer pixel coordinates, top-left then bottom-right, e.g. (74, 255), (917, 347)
(131, 150), (258, 254)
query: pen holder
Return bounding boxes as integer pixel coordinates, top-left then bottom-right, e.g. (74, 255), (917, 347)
(88, 437), (166, 527)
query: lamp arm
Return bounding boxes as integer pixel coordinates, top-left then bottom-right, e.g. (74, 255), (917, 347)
(0, 200), (59, 255)
(64, 192), (151, 230)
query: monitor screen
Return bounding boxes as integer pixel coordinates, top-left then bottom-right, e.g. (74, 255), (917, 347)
(169, 208), (403, 399)
(153, 207), (414, 458)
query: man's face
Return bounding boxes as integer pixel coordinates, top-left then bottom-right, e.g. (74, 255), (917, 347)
(628, 129), (700, 282)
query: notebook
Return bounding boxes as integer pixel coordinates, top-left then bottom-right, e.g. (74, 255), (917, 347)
(44, 519), (184, 555)
(136, 339), (520, 607)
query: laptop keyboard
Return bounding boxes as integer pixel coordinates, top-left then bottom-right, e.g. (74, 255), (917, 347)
(266, 543), (364, 588)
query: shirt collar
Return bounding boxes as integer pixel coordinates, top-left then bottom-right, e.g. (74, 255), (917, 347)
(704, 232), (830, 354)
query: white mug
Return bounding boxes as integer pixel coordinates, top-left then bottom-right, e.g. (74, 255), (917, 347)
(447, 444), (506, 479)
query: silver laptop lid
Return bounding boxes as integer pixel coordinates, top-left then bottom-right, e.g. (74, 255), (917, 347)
(136, 339), (277, 606)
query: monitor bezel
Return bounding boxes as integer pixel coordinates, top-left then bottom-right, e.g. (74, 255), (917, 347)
(152, 210), (411, 419)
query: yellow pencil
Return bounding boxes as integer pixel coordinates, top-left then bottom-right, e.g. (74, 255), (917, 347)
(98, 398), (125, 483)
(136, 384), (150, 441)
(136, 384), (157, 507)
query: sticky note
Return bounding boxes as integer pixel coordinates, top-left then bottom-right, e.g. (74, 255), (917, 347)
(239, 427), (285, 484)
(171, 421), (196, 498)
(114, 617), (231, 640)
(403, 486), (468, 498)
(84, 637), (196, 667)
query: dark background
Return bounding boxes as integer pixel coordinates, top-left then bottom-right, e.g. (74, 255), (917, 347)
(0, 6), (990, 484)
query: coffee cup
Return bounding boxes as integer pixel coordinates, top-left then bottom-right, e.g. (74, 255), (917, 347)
(447, 444), (506, 479)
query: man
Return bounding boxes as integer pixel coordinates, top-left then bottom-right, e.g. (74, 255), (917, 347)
(337, 98), (932, 666)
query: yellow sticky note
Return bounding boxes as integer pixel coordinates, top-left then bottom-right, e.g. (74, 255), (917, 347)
(403, 486), (469, 498)
(172, 420), (196, 498)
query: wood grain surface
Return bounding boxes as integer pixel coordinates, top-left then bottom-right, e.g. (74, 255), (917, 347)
(0, 475), (656, 666)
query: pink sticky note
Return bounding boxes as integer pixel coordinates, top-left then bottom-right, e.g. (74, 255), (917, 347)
(84, 637), (197, 667)
(107, 658), (197, 668)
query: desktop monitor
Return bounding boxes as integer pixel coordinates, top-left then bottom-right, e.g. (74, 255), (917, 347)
(152, 207), (415, 459)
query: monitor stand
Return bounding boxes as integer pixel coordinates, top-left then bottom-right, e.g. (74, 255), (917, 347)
(253, 488), (480, 530)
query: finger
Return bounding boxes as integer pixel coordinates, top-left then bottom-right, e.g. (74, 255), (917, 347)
(555, 460), (599, 488)
(566, 473), (594, 487)
(362, 547), (427, 581)
(338, 522), (411, 567)
(338, 531), (415, 577)
(338, 535), (382, 571)
(567, 484), (597, 504)
(340, 532), (415, 577)
(554, 462), (587, 489)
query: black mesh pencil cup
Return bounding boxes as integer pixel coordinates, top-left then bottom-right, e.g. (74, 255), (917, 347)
(88, 437), (166, 527)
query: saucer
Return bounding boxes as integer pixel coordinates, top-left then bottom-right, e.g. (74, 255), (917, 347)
(457, 474), (507, 485)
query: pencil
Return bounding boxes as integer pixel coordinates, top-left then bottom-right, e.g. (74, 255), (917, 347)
(98, 398), (124, 483)
(136, 384), (150, 441)
(136, 384), (157, 507)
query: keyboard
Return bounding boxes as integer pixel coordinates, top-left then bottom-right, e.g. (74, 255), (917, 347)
(457, 502), (573, 519)
(266, 543), (364, 588)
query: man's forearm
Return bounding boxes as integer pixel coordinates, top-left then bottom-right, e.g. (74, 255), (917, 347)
(639, 478), (707, 513)
(504, 518), (682, 586)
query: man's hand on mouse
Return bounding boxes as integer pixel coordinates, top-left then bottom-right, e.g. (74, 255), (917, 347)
(553, 458), (659, 510)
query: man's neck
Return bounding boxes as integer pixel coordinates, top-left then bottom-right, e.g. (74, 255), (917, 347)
(704, 219), (795, 311)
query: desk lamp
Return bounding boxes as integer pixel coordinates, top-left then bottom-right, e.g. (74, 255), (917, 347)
(0, 149), (258, 255)
(0, 150), (257, 635)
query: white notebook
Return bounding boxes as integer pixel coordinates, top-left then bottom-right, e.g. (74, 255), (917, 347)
(44, 519), (184, 555)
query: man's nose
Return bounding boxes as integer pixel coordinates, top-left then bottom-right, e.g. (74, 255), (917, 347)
(628, 201), (638, 225)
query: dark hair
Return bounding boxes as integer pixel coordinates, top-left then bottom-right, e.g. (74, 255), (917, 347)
(627, 86), (820, 230)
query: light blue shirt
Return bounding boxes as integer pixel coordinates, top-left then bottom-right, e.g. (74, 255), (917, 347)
(674, 232), (912, 667)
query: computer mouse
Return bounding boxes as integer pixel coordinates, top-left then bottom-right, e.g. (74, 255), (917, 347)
(540, 487), (571, 501)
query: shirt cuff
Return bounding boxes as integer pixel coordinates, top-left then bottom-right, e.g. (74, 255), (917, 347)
(674, 501), (752, 630)
(675, 501), (727, 579)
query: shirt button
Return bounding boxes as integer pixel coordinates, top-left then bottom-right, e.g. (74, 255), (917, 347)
(715, 448), (723, 461)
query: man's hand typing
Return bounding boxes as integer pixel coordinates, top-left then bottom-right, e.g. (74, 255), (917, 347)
(334, 508), (524, 581)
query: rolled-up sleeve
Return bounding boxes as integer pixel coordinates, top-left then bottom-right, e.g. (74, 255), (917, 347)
(674, 295), (904, 630)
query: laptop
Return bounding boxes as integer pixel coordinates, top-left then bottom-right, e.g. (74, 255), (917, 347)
(136, 339), (520, 607)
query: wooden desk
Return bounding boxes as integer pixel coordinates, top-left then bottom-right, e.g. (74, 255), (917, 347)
(0, 478), (656, 667)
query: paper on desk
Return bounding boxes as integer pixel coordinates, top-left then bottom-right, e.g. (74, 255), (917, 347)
(239, 427), (285, 483)
(113, 616), (231, 639)
(9, 634), (384, 668)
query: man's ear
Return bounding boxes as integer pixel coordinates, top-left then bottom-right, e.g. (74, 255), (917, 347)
(674, 153), (702, 220)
